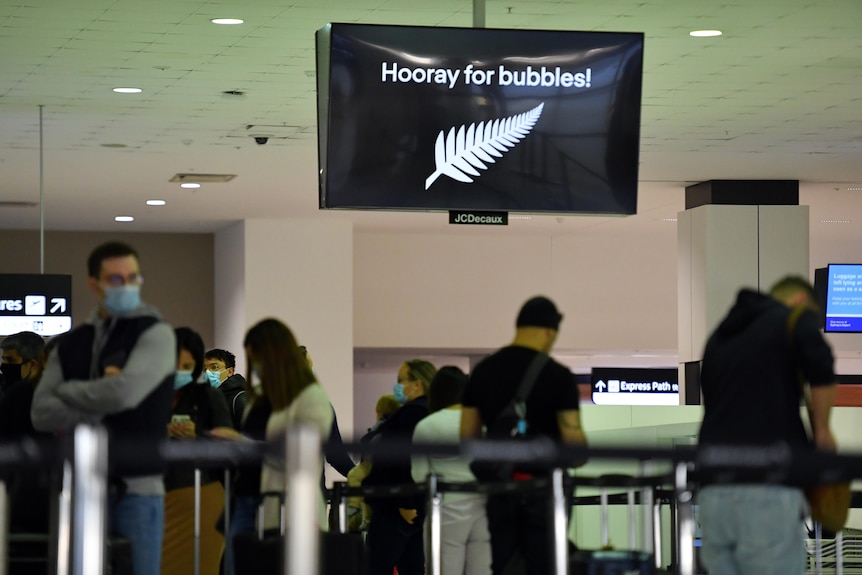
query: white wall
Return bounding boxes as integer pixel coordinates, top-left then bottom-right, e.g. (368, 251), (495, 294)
(214, 218), (355, 448)
(353, 228), (678, 352)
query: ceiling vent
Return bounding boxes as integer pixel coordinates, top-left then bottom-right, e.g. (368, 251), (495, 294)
(169, 173), (236, 183)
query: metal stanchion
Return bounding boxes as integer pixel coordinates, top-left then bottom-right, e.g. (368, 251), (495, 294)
(56, 459), (73, 575)
(837, 528), (844, 575)
(194, 468), (202, 575)
(652, 493), (663, 569)
(0, 480), (8, 575)
(71, 424), (108, 575)
(332, 482), (349, 534)
(638, 461), (655, 558)
(626, 485), (636, 550)
(285, 423), (321, 575)
(427, 473), (442, 575)
(814, 522), (822, 575)
(674, 462), (694, 575)
(600, 487), (610, 548)
(224, 468), (232, 538)
(551, 468), (568, 575)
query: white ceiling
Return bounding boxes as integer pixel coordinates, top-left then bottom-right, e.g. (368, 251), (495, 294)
(1, 0), (861, 237)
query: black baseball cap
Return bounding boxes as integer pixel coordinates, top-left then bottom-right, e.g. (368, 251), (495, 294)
(516, 296), (563, 330)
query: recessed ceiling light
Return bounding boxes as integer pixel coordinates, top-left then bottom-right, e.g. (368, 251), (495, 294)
(113, 87), (142, 94)
(509, 215), (532, 220)
(180, 183), (201, 189)
(211, 18), (244, 25)
(660, 217), (678, 222)
(820, 219), (852, 224)
(847, 187), (862, 191)
(146, 199), (166, 206)
(689, 30), (722, 37)
(115, 216), (134, 222)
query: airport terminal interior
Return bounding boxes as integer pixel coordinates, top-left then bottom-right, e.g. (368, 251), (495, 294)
(1, 0), (862, 574)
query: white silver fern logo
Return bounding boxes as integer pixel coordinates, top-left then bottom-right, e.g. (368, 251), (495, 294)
(424, 102), (545, 190)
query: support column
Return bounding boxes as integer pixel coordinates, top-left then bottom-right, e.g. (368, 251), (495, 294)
(213, 218), (354, 438)
(678, 180), (808, 404)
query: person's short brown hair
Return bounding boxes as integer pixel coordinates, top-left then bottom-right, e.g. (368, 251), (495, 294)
(87, 241), (138, 278)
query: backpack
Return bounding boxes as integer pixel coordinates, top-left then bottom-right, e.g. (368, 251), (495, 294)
(470, 352), (549, 481)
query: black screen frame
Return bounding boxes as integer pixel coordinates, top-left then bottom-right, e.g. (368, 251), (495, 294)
(316, 23), (644, 216)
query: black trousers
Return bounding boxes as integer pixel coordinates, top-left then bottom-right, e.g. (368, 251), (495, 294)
(365, 504), (425, 575)
(486, 489), (557, 575)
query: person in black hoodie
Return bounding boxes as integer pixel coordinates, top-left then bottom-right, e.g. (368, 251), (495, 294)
(698, 276), (837, 575)
(204, 348), (247, 430)
(364, 359), (436, 575)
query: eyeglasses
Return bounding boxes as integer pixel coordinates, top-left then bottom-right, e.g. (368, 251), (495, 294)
(102, 273), (144, 287)
(205, 363), (226, 372)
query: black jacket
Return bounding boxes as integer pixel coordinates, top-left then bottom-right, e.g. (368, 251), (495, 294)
(166, 383), (233, 491)
(218, 373), (248, 430)
(364, 396), (428, 513)
(57, 316), (174, 477)
(699, 289), (834, 448)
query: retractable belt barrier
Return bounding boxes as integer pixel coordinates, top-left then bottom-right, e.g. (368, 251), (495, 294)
(3, 431), (862, 575)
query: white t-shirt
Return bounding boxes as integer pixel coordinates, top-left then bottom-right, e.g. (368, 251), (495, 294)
(411, 407), (480, 503)
(260, 382), (333, 530)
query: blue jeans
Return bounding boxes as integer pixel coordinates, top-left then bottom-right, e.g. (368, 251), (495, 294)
(226, 495), (259, 575)
(110, 494), (164, 575)
(698, 485), (806, 575)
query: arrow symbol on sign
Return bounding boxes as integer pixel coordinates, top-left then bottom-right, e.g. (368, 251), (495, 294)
(50, 298), (66, 313)
(595, 380), (606, 392)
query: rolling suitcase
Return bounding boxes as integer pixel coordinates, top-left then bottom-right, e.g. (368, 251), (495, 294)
(232, 491), (366, 575)
(570, 475), (655, 575)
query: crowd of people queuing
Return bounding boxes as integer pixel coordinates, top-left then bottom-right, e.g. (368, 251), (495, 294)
(0, 239), (839, 575)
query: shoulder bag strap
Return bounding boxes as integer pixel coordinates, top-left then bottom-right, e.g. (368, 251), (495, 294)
(513, 352), (550, 403)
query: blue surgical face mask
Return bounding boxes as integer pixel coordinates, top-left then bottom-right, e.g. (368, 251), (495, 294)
(393, 383), (408, 405)
(205, 369), (223, 388)
(174, 370), (193, 390)
(102, 285), (141, 316)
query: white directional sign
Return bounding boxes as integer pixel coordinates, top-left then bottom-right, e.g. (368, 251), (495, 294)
(590, 367), (679, 406)
(0, 274), (73, 336)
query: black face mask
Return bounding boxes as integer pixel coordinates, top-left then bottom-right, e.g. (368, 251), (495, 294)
(0, 362), (23, 386)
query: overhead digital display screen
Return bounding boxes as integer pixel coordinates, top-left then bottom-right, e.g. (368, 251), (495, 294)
(824, 264), (862, 333)
(317, 23), (644, 215)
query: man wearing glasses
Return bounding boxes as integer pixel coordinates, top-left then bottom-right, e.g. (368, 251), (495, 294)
(32, 240), (175, 575)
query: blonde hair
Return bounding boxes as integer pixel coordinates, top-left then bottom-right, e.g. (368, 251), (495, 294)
(403, 359), (437, 396)
(375, 394), (401, 418)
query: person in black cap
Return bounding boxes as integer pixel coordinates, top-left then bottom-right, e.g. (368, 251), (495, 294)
(460, 295), (586, 575)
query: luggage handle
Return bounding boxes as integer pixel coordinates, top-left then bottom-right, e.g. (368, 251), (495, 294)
(597, 474), (639, 551)
(257, 491), (286, 539)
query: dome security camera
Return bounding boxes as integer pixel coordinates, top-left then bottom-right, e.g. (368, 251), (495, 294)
(254, 136), (269, 145)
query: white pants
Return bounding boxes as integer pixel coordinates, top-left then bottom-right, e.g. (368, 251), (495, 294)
(427, 496), (492, 575)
